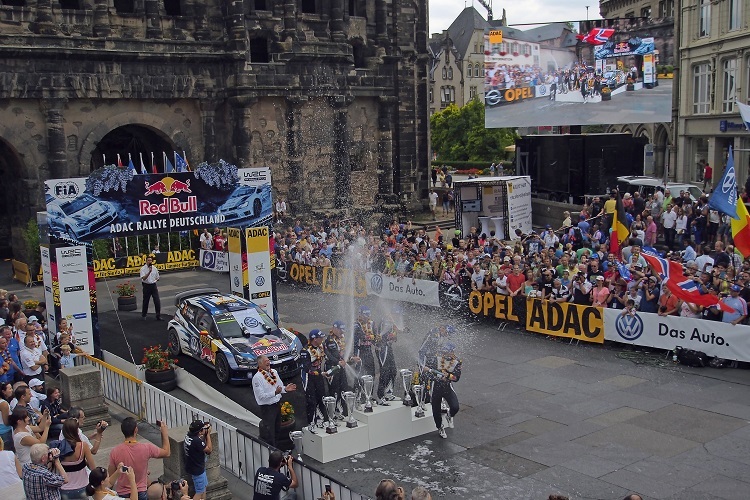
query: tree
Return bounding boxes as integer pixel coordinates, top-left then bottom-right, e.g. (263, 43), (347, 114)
(430, 98), (517, 162)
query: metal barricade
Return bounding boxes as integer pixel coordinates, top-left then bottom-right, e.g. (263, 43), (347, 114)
(79, 353), (370, 500)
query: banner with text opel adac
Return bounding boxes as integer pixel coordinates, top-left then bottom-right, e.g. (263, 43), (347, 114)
(284, 262), (366, 298)
(365, 273), (440, 307)
(604, 309), (750, 362)
(44, 167), (272, 242)
(92, 250), (198, 278)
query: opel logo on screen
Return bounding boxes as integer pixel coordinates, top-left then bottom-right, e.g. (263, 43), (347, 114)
(615, 313), (644, 341)
(370, 274), (383, 294)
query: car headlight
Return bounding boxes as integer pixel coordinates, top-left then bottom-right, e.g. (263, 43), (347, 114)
(234, 355), (252, 367)
(239, 201), (249, 209)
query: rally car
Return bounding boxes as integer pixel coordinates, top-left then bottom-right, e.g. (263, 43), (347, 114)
(217, 185), (264, 225)
(167, 289), (301, 383)
(46, 193), (118, 241)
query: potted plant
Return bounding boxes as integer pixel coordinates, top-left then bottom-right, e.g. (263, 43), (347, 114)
(280, 401), (295, 428)
(600, 86), (612, 101)
(115, 281), (137, 311)
(140, 344), (178, 391)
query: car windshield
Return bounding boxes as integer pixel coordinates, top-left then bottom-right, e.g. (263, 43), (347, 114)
(687, 186), (702, 200)
(60, 196), (96, 215)
(213, 306), (278, 339)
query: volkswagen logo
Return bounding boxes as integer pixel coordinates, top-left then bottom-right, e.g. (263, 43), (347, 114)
(538, 85), (547, 95)
(721, 165), (736, 194)
(370, 274), (383, 294)
(233, 277), (240, 288)
(255, 276), (265, 287)
(243, 317), (260, 328)
(615, 313), (644, 341)
(273, 355), (279, 361)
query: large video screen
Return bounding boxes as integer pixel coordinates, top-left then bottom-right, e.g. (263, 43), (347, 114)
(484, 18), (673, 128)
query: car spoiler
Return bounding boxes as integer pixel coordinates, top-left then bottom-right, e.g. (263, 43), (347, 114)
(174, 288), (222, 307)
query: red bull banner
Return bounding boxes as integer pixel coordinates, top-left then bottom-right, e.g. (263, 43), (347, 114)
(43, 166), (272, 242)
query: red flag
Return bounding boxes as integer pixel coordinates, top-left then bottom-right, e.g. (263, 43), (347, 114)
(575, 28), (615, 45)
(151, 152), (158, 174)
(117, 154), (123, 167)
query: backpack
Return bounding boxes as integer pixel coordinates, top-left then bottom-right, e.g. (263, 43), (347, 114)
(674, 346), (709, 368)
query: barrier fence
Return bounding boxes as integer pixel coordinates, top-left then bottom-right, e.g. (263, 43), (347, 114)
(78, 353), (369, 500)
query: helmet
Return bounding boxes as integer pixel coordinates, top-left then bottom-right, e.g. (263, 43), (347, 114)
(358, 306), (371, 317)
(440, 342), (456, 353)
(332, 320), (346, 330)
(309, 329), (324, 340)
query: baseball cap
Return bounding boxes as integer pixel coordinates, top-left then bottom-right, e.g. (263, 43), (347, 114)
(332, 320), (346, 330)
(358, 305), (371, 316)
(595, 275), (605, 281)
(731, 284), (741, 292)
(189, 420), (206, 434)
(545, 224), (552, 229)
(28, 378), (44, 388)
(309, 329), (324, 340)
(503, 256), (511, 262)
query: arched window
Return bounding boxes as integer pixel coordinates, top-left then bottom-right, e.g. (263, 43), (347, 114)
(442, 67), (447, 79)
(475, 64), (480, 77)
(447, 67), (453, 80)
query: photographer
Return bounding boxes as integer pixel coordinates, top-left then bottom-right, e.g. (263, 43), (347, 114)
(146, 478), (192, 500)
(183, 421), (212, 500)
(22, 443), (68, 500)
(252, 450), (298, 500)
(87, 462), (138, 500)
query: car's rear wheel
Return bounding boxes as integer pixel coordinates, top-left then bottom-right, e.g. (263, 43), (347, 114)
(167, 329), (181, 356)
(215, 353), (230, 383)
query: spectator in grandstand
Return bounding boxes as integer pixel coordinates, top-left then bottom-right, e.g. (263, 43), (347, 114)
(23, 443), (68, 500)
(375, 479), (403, 500)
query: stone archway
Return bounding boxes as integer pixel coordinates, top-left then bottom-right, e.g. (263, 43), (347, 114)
(90, 125), (175, 172)
(654, 124), (669, 179)
(0, 138), (28, 258)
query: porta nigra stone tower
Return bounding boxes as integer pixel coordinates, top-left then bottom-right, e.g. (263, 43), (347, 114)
(0, 0), (430, 258)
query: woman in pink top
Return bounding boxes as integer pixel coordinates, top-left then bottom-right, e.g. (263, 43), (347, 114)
(645, 216), (658, 246)
(591, 276), (610, 307)
(60, 418), (96, 499)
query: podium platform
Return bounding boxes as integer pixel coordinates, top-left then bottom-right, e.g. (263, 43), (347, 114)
(302, 421), (370, 463)
(302, 398), (438, 462)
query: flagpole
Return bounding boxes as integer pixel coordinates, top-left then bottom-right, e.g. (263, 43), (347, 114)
(102, 154), (106, 165)
(174, 151), (178, 172)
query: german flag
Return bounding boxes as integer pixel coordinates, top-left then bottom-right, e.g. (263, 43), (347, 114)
(732, 199), (750, 258)
(610, 192), (630, 256)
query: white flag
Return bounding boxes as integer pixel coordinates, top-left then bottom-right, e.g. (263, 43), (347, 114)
(738, 101), (750, 131)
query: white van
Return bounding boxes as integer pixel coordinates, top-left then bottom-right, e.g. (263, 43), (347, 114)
(616, 176), (704, 203)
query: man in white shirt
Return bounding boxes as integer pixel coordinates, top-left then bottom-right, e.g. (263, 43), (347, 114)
(661, 204), (677, 250)
(20, 334), (46, 381)
(199, 228), (213, 250)
(252, 355), (296, 448)
(428, 189), (438, 220)
(140, 255), (162, 321)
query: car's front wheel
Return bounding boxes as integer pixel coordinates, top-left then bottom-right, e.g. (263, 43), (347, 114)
(215, 353), (230, 383)
(167, 329), (182, 356)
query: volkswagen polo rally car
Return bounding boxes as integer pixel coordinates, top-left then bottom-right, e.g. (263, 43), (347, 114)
(167, 289), (301, 383)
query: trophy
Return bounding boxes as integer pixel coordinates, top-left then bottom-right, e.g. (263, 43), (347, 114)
(323, 396), (337, 434)
(361, 375), (374, 413)
(413, 384), (425, 418)
(289, 430), (304, 461)
(399, 369), (413, 406)
(343, 391), (357, 428)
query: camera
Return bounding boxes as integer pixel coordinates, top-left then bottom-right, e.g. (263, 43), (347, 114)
(121, 466), (128, 473)
(171, 480), (182, 493)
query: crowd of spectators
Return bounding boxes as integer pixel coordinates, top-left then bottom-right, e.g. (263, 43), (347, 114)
(485, 62), (604, 95)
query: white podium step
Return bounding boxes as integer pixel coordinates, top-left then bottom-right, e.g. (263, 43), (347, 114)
(353, 399), (414, 449)
(302, 421), (370, 463)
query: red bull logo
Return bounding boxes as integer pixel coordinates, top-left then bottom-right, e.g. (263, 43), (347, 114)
(252, 338), (273, 348)
(144, 177), (192, 197)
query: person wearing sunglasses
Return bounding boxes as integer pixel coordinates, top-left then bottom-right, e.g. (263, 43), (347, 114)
(86, 464), (137, 500)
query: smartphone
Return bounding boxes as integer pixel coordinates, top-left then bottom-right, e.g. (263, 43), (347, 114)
(325, 484), (331, 493)
(155, 420), (162, 427)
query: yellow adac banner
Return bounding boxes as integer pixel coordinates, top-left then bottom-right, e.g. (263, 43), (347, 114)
(321, 266), (367, 298)
(525, 298), (604, 343)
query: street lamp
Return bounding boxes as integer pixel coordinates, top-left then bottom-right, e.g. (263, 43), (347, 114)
(586, 6), (589, 20)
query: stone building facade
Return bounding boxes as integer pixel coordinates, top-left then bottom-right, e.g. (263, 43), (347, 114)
(0, 0), (429, 259)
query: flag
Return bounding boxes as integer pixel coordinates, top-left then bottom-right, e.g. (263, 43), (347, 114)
(610, 192), (629, 255)
(127, 154), (136, 173)
(183, 151), (190, 171)
(151, 152), (158, 174)
(617, 262), (632, 281)
(732, 195), (750, 258)
(175, 152), (189, 173)
(117, 154), (123, 167)
(738, 101), (750, 131)
(139, 153), (147, 175)
(576, 28), (615, 45)
(708, 145), (739, 219)
(642, 253), (735, 313)
(164, 152), (174, 174)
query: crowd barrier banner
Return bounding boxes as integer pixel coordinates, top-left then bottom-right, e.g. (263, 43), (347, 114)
(200, 249), (230, 272)
(604, 309), (750, 361)
(365, 272), (440, 307)
(93, 250), (198, 278)
(526, 298), (605, 343)
(321, 266), (367, 298)
(468, 291), (520, 322)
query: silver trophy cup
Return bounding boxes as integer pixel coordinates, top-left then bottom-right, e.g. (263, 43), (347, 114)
(362, 375), (374, 413)
(343, 391), (357, 428)
(323, 396), (337, 434)
(413, 384), (425, 418)
(399, 369), (413, 406)
(289, 430), (304, 461)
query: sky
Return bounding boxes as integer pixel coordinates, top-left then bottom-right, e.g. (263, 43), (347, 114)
(429, 0), (603, 34)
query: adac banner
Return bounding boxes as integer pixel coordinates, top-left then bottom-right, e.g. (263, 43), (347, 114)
(604, 309), (750, 362)
(93, 250), (198, 278)
(284, 262), (367, 298)
(365, 272), (440, 307)
(199, 249), (230, 273)
(44, 167), (272, 242)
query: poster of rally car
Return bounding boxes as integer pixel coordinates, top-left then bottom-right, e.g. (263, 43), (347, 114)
(44, 163), (273, 241)
(483, 20), (672, 128)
